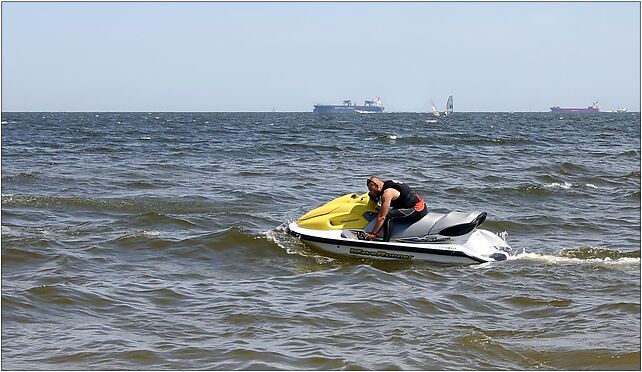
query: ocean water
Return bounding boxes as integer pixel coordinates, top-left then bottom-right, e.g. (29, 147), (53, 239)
(1, 111), (640, 370)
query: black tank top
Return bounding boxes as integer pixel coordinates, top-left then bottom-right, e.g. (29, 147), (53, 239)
(382, 180), (420, 209)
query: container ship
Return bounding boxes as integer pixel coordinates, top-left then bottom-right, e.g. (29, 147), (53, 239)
(313, 97), (384, 113)
(550, 101), (600, 113)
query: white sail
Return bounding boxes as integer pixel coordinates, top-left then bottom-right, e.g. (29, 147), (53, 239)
(444, 95), (454, 116)
(431, 104), (440, 117)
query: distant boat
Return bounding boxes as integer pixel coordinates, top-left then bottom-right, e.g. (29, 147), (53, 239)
(444, 95), (454, 117)
(615, 107), (628, 113)
(550, 101), (600, 113)
(313, 97), (384, 113)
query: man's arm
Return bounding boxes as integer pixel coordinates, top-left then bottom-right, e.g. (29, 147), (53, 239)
(365, 189), (395, 240)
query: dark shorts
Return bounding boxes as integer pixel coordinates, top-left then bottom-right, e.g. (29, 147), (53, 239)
(382, 205), (428, 242)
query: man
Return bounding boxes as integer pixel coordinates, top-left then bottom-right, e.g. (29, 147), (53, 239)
(364, 176), (427, 242)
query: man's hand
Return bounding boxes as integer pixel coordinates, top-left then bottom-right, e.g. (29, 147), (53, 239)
(364, 232), (378, 241)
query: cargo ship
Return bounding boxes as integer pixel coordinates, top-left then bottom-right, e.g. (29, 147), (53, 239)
(550, 101), (600, 113)
(313, 97), (384, 113)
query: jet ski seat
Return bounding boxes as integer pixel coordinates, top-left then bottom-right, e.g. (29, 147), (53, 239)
(378, 211), (487, 239)
(436, 212), (486, 236)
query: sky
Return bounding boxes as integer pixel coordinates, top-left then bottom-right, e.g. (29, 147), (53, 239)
(1, 1), (640, 112)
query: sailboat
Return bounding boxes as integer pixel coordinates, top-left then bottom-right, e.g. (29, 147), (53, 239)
(443, 95), (453, 117)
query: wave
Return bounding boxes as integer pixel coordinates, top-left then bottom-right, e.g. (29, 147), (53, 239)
(558, 162), (588, 174)
(2, 172), (41, 184)
(543, 181), (597, 190)
(437, 161), (481, 170)
(484, 181), (599, 197)
(505, 296), (572, 308)
(588, 302), (641, 315)
(109, 226), (290, 262)
(1, 222), (57, 243)
(529, 162), (588, 176)
(238, 170), (271, 177)
(83, 146), (115, 154)
(124, 181), (162, 190)
(481, 175), (507, 182)
(23, 283), (131, 312)
(619, 150), (640, 157)
(446, 187), (465, 194)
(393, 134), (534, 147)
(558, 246), (640, 259)
(459, 135), (533, 146)
(484, 184), (555, 197)
(262, 224), (335, 264)
(1, 245), (57, 264)
(1, 194), (219, 214)
(116, 230), (161, 241)
(278, 143), (345, 152)
(131, 212), (198, 227)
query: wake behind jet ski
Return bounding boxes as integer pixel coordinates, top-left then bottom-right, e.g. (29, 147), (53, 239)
(287, 192), (511, 264)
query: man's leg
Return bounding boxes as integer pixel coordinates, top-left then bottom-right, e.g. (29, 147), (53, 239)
(382, 207), (420, 242)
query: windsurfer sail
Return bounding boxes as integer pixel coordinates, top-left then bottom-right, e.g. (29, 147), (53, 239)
(444, 95), (454, 117)
(431, 102), (440, 117)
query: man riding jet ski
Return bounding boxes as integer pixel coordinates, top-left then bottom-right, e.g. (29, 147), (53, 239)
(363, 176), (428, 242)
(287, 177), (511, 264)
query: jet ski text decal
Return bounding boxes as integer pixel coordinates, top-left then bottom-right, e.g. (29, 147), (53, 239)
(349, 248), (414, 260)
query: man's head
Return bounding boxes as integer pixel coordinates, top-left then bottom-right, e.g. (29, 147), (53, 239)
(366, 176), (384, 195)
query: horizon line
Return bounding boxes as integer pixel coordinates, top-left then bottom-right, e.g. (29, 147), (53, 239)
(2, 110), (639, 114)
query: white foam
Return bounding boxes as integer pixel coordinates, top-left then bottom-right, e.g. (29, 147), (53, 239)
(509, 251), (640, 268)
(262, 224), (334, 264)
(498, 230), (509, 242)
(1, 225), (17, 236)
(262, 228), (298, 255)
(118, 230), (160, 240)
(543, 182), (598, 190)
(544, 182), (573, 190)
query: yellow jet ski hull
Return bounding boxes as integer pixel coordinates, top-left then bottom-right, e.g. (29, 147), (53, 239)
(297, 193), (377, 231)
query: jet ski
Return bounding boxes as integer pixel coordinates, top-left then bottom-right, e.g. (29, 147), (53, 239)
(287, 192), (511, 264)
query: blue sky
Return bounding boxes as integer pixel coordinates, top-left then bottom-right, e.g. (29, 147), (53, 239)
(2, 1), (640, 112)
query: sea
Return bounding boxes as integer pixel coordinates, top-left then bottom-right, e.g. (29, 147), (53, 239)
(1, 111), (640, 370)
